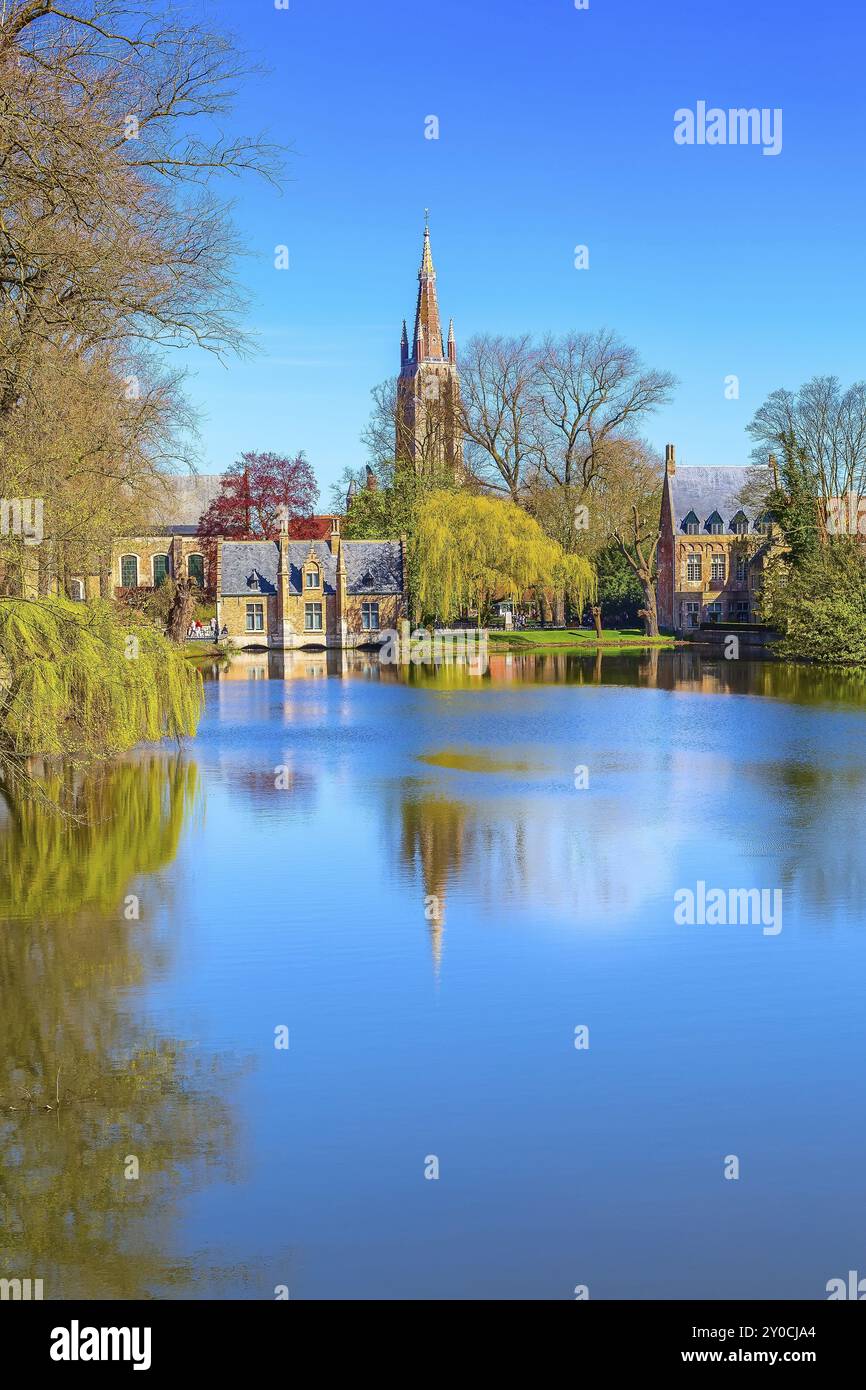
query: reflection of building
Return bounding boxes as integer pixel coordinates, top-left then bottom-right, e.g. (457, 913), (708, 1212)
(656, 447), (776, 634)
(396, 217), (463, 481)
(217, 517), (407, 649)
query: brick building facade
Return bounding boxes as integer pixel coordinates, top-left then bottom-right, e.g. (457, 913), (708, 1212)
(656, 447), (776, 635)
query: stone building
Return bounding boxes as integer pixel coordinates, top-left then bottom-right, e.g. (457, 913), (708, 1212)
(217, 516), (407, 649)
(656, 446), (775, 634)
(88, 474), (224, 601)
(396, 217), (463, 481)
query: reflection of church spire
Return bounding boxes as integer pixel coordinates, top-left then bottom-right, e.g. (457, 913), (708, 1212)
(424, 882), (446, 981)
(400, 791), (468, 980)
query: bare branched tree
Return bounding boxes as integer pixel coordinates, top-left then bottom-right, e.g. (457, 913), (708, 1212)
(531, 330), (674, 548)
(0, 0), (284, 417)
(0, 0), (287, 594)
(612, 501), (661, 638)
(459, 334), (542, 502)
(747, 376), (866, 510)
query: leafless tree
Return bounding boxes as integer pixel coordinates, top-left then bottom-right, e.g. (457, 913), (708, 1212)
(531, 329), (674, 549)
(0, 0), (283, 419)
(459, 334), (542, 502)
(612, 502), (661, 638)
(747, 376), (866, 511)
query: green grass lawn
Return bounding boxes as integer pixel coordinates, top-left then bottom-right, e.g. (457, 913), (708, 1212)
(488, 626), (675, 649)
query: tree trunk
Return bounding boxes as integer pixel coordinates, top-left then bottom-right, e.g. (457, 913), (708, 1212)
(37, 540), (53, 596)
(592, 604), (603, 639)
(166, 578), (194, 644)
(638, 580), (659, 638)
(99, 551), (112, 600)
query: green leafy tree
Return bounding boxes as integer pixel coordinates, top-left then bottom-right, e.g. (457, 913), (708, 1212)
(594, 541), (645, 626)
(762, 540), (866, 664)
(414, 491), (596, 626)
(762, 430), (821, 567)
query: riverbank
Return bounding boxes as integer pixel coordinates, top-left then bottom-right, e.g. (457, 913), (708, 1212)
(488, 626), (676, 653)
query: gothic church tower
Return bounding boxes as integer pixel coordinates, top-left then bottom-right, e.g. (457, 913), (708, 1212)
(396, 216), (463, 481)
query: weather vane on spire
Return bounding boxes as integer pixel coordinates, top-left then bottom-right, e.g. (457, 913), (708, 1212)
(424, 207), (429, 229)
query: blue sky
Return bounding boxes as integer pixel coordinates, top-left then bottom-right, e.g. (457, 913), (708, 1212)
(179, 0), (866, 499)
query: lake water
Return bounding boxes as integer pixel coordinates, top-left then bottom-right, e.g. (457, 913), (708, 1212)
(2, 648), (866, 1300)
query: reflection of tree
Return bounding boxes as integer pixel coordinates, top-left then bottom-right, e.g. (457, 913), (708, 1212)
(0, 756), (200, 920)
(484, 647), (866, 707)
(0, 757), (239, 1299)
(738, 759), (866, 926)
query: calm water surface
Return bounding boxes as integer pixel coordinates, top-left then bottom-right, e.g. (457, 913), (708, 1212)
(2, 649), (866, 1299)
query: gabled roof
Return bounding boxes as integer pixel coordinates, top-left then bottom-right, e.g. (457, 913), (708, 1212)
(667, 466), (772, 532)
(220, 541), (280, 595)
(344, 540), (403, 593)
(219, 539), (403, 597)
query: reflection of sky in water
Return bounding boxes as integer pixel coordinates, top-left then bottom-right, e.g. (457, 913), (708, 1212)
(7, 651), (866, 1298)
(146, 656), (866, 1299)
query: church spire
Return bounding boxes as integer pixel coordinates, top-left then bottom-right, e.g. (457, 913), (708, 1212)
(412, 213), (444, 361)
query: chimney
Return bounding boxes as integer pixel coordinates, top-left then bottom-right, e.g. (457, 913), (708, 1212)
(665, 443), (676, 475)
(328, 514), (340, 554)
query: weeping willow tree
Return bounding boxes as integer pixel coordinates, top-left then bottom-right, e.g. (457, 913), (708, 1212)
(0, 597), (203, 796)
(414, 491), (596, 625)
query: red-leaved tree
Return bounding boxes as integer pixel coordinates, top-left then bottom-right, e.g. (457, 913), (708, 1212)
(198, 451), (319, 540)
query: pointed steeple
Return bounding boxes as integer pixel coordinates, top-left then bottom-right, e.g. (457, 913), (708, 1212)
(447, 317), (456, 364)
(412, 213), (444, 362)
(400, 318), (409, 366)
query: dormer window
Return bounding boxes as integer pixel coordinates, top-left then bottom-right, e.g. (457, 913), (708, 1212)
(754, 512), (772, 534)
(731, 510), (748, 535)
(305, 566), (320, 589)
(683, 511), (699, 535)
(247, 570), (261, 591)
(707, 511), (723, 535)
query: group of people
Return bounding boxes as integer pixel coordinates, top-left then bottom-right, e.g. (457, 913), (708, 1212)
(186, 617), (227, 641)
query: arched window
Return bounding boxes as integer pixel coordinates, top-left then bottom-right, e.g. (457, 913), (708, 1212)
(152, 554), (170, 586)
(305, 565), (320, 589)
(120, 554), (139, 588)
(69, 579), (85, 602)
(188, 553), (205, 587)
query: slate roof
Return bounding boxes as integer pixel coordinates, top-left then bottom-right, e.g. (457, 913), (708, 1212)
(344, 540), (403, 594)
(668, 466), (772, 533)
(220, 541), (280, 596)
(220, 539), (403, 597)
